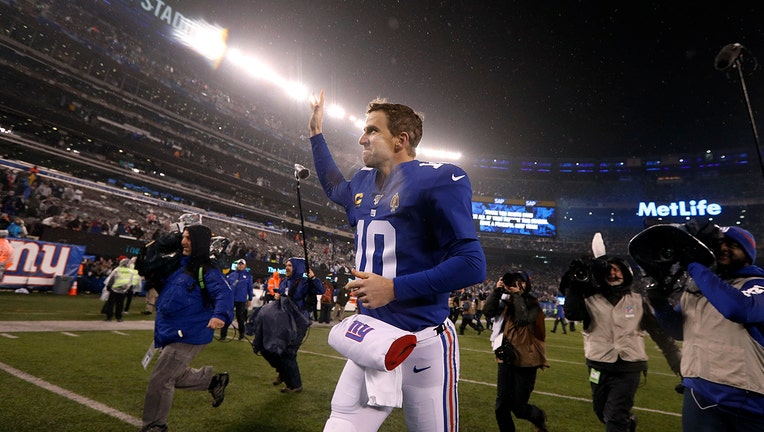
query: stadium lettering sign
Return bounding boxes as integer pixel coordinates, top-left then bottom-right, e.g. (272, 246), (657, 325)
(140, 0), (192, 32)
(636, 200), (722, 217)
(267, 265), (287, 276)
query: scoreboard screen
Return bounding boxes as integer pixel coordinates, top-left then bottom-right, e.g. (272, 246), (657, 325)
(472, 197), (556, 237)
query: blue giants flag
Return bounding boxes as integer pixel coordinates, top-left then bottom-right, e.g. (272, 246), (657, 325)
(1, 238), (86, 289)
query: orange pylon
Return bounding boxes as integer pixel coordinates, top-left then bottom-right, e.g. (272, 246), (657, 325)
(68, 280), (78, 296)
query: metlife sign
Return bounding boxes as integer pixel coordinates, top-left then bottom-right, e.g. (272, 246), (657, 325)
(637, 199), (722, 217)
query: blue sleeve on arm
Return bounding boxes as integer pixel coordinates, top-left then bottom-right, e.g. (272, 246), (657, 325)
(393, 239), (486, 301)
(688, 262), (764, 323)
(310, 133), (353, 208)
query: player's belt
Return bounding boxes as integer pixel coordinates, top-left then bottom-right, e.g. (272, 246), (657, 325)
(416, 320), (451, 343)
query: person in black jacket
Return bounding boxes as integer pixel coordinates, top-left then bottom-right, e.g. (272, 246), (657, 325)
(484, 270), (549, 432)
(560, 255), (681, 432)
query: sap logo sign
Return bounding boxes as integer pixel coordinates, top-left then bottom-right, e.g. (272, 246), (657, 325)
(494, 198), (506, 204)
(637, 200), (722, 217)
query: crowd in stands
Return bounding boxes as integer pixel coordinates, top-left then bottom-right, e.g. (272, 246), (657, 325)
(1, 0), (762, 307)
(0, 162), (565, 308)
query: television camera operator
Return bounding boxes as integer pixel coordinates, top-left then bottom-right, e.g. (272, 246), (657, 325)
(560, 254), (681, 432)
(634, 222), (764, 432)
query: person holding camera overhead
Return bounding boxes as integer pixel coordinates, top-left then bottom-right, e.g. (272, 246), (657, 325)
(140, 224), (234, 432)
(643, 225), (764, 431)
(560, 255), (682, 432)
(483, 270), (550, 432)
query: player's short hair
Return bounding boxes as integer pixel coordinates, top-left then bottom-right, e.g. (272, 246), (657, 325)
(367, 98), (424, 152)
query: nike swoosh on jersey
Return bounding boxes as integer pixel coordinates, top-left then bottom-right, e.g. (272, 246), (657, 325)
(413, 365), (431, 373)
(451, 174), (466, 181)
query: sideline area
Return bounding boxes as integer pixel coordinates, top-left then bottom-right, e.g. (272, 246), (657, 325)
(0, 320), (155, 333)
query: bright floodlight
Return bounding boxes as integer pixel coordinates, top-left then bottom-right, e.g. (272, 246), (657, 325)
(327, 104), (345, 119)
(419, 147), (462, 161)
(225, 49), (306, 100)
(284, 81), (308, 101)
(173, 18), (228, 68)
(226, 49), (278, 83)
(175, 20), (462, 150)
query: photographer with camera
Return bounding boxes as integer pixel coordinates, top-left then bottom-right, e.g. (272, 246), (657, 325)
(641, 225), (764, 431)
(483, 270), (549, 432)
(560, 255), (681, 432)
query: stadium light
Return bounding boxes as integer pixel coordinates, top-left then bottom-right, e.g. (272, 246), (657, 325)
(172, 18), (228, 68)
(418, 147), (462, 161)
(327, 104), (346, 119)
(283, 81), (308, 101)
(170, 14), (465, 161)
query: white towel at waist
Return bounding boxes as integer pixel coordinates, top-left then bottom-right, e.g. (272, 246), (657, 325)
(363, 321), (448, 408)
(329, 314), (417, 371)
(364, 364), (403, 408)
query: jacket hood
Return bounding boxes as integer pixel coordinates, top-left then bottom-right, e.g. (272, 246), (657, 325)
(287, 257), (306, 282)
(185, 225), (211, 259)
(604, 255), (634, 288)
(732, 263), (764, 278)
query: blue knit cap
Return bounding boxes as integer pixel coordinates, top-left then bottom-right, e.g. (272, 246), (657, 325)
(721, 226), (756, 263)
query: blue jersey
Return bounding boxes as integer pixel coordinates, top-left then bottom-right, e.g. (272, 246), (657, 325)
(311, 133), (486, 331)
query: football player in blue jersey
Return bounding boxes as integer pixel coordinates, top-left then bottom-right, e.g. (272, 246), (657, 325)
(309, 90), (487, 432)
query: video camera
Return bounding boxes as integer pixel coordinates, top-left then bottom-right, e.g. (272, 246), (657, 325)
(628, 222), (717, 287)
(560, 257), (611, 296)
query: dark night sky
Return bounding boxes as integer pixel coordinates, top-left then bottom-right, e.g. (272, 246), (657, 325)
(173, 1), (764, 160)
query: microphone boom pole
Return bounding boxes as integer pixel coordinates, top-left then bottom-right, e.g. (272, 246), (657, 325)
(293, 164), (311, 277)
(733, 57), (764, 180)
(716, 43), (764, 180)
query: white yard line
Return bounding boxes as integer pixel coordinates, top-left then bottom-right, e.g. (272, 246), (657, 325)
(0, 360), (142, 427)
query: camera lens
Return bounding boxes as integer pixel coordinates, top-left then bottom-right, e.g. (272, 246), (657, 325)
(572, 268), (590, 282)
(660, 247), (675, 260)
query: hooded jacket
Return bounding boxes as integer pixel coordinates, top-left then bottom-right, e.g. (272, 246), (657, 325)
(278, 257), (323, 315)
(153, 225), (233, 347)
(652, 262), (764, 417)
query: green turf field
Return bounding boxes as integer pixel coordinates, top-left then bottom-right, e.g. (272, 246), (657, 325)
(0, 291), (683, 431)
